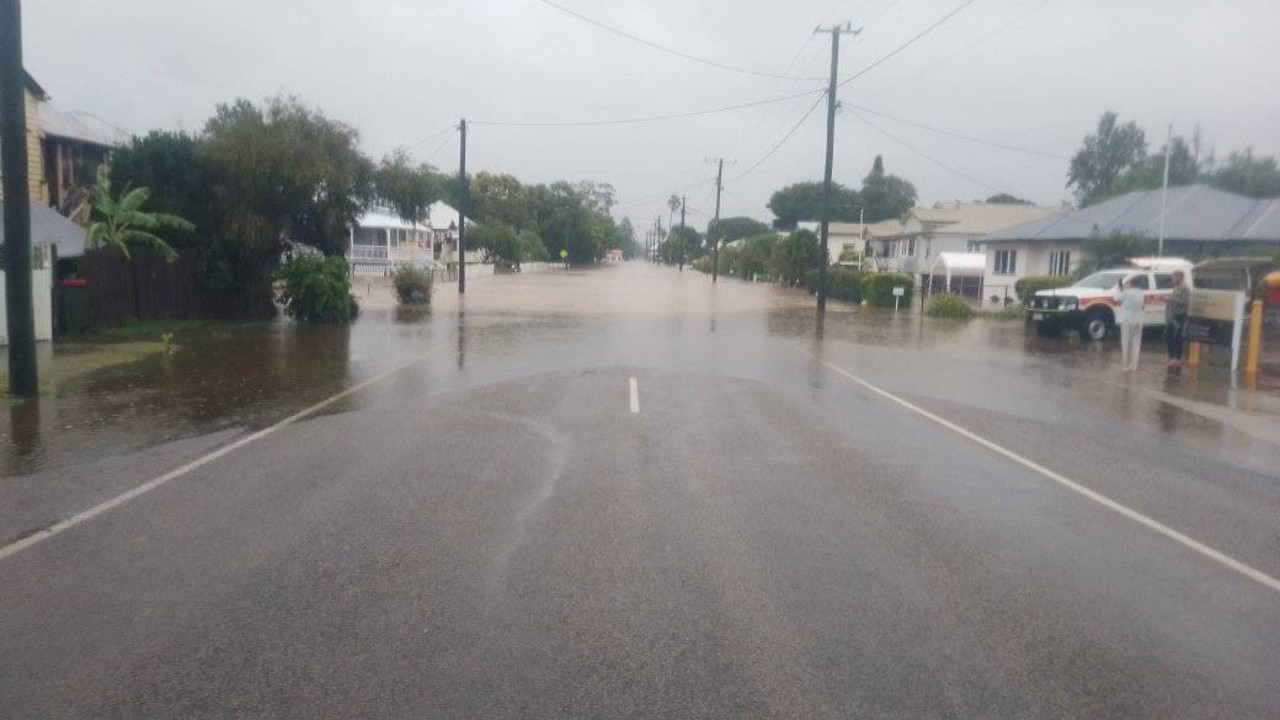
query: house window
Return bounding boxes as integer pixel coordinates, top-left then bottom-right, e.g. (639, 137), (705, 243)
(994, 249), (1018, 275)
(967, 241), (981, 253)
(1049, 250), (1071, 276)
(906, 238), (916, 256)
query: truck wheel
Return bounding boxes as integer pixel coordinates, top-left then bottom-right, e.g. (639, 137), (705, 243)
(1082, 311), (1112, 341)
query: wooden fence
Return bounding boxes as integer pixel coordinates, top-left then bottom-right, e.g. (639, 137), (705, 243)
(79, 247), (205, 327)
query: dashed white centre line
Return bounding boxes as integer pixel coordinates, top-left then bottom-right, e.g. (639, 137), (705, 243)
(629, 377), (640, 414)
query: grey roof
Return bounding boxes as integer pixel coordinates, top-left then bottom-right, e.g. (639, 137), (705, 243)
(982, 185), (1280, 244)
(39, 104), (131, 147)
(0, 201), (87, 257)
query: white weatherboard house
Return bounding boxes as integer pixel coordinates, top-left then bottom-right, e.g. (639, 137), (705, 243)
(347, 201), (479, 275)
(797, 218), (906, 265)
(977, 185), (1280, 303)
(868, 202), (1061, 297)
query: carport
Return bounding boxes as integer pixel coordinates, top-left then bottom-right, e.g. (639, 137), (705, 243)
(924, 252), (985, 298)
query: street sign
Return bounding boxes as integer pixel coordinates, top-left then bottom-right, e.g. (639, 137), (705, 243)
(1186, 290), (1246, 371)
(892, 287), (905, 297)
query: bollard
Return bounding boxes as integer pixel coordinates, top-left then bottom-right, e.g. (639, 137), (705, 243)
(1245, 299), (1264, 374)
(1187, 341), (1200, 368)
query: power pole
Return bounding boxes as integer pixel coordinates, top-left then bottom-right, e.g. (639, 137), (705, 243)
(814, 22), (860, 316)
(680, 196), (686, 228)
(706, 158), (735, 283)
(457, 118), (468, 294)
(1157, 123), (1172, 258)
(1, 0), (38, 396)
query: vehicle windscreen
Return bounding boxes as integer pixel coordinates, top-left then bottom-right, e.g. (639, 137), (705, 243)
(1075, 272), (1127, 289)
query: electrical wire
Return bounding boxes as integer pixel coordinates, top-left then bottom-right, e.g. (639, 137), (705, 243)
(470, 88), (823, 128)
(848, 107), (1003, 194)
(424, 128), (458, 163)
(837, 0), (979, 89)
(403, 124), (459, 151)
(534, 0), (824, 81)
(848, 104), (1069, 160)
(730, 93), (827, 183)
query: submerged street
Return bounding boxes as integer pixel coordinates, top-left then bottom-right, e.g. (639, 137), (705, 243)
(2, 264), (1278, 718)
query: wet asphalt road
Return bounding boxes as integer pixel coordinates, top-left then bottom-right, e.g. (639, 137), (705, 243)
(2, 263), (1279, 718)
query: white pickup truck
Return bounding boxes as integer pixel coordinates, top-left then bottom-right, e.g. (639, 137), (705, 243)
(1025, 258), (1194, 341)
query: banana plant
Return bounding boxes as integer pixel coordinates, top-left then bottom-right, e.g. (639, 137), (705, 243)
(86, 165), (194, 261)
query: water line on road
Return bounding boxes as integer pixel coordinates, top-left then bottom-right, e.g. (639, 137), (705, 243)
(793, 344), (1280, 595)
(0, 348), (443, 562)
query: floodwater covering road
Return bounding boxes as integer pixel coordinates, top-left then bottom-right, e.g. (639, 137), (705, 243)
(2, 263), (1278, 718)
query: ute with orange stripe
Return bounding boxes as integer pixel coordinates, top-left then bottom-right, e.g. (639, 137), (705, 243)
(1026, 258), (1194, 341)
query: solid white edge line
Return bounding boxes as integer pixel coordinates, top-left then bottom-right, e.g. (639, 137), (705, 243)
(804, 350), (1280, 595)
(629, 377), (640, 414)
(0, 351), (437, 562)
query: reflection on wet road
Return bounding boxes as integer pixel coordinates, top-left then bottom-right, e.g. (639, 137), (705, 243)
(2, 263), (1278, 719)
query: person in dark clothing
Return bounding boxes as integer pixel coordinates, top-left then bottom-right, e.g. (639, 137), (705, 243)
(1165, 270), (1190, 367)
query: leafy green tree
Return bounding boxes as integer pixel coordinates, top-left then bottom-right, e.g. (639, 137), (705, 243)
(528, 182), (600, 263)
(109, 131), (217, 254)
(277, 255), (356, 323)
(733, 233), (780, 280)
(471, 172), (531, 229)
(707, 216), (772, 246)
(985, 193), (1034, 205)
(471, 224), (521, 267)
(517, 230), (550, 262)
(618, 217), (642, 259)
(204, 95), (374, 259)
(767, 181), (860, 230)
(1075, 232), (1157, 277)
(660, 225), (702, 264)
(768, 229), (821, 285)
(373, 149), (439, 223)
(667, 194), (682, 237)
(859, 155), (917, 222)
(1104, 136), (1201, 199)
(574, 180), (617, 215)
(1209, 149), (1280, 198)
(1068, 111), (1147, 206)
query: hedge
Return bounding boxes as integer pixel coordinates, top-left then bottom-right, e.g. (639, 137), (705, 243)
(926, 293), (975, 319)
(862, 272), (915, 307)
(803, 267), (862, 303)
(1015, 274), (1072, 300)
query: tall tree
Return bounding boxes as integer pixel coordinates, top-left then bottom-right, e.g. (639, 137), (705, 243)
(1076, 232), (1157, 277)
(470, 171), (531, 229)
(667, 194), (682, 233)
(767, 229), (821, 285)
(660, 225), (702, 264)
(767, 181), (859, 230)
(859, 155), (917, 222)
(1209, 149), (1280, 198)
(1068, 111), (1147, 207)
(1105, 136), (1201, 199)
(373, 149), (439, 223)
(706, 216), (772, 245)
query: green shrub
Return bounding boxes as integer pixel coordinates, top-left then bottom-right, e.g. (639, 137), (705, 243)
(803, 267), (862, 302)
(277, 255), (356, 323)
(391, 264), (433, 306)
(1015, 274), (1072, 300)
(926, 293), (975, 319)
(861, 272), (915, 307)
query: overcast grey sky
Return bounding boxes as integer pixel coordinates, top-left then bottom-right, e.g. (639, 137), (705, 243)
(23, 0), (1280, 230)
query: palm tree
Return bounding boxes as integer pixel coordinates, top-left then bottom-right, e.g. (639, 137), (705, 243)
(87, 165), (194, 261)
(87, 166), (195, 320)
(667, 194), (681, 237)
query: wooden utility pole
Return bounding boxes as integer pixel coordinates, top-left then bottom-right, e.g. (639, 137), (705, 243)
(457, 118), (468, 294)
(1, 0), (38, 396)
(706, 158), (735, 283)
(814, 22), (859, 316)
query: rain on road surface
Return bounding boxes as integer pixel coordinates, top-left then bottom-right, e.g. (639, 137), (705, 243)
(2, 263), (1278, 718)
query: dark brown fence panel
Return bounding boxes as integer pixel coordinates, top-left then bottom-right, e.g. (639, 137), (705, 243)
(81, 247), (203, 327)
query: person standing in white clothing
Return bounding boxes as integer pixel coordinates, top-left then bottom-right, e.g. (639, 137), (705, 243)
(1114, 277), (1146, 372)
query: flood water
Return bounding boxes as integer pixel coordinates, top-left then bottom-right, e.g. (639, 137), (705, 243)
(1, 262), (1277, 479)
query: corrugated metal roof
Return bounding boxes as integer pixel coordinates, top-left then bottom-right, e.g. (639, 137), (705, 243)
(909, 202), (1062, 236)
(38, 104), (131, 147)
(983, 185), (1280, 243)
(0, 201), (86, 257)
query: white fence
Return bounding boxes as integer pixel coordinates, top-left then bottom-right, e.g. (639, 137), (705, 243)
(0, 266), (54, 345)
